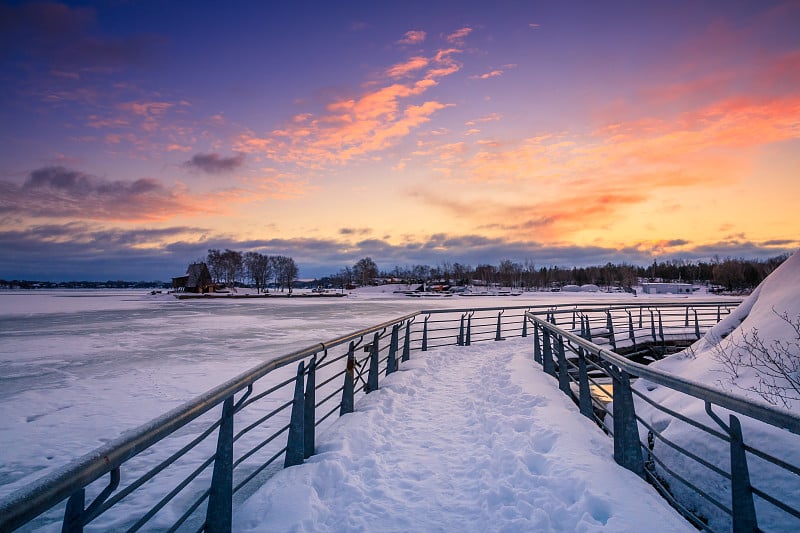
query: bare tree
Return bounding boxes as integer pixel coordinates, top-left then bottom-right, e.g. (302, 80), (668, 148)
(273, 256), (298, 293)
(353, 257), (378, 287)
(245, 252), (273, 293)
(712, 308), (800, 408)
(218, 249), (243, 288)
(206, 249), (224, 284)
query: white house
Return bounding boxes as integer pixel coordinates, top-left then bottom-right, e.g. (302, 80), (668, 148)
(641, 282), (694, 295)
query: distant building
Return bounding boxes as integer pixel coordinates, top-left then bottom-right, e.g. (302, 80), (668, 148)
(641, 282), (694, 295)
(172, 263), (214, 293)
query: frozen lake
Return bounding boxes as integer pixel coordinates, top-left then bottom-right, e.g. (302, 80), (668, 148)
(0, 287), (699, 504)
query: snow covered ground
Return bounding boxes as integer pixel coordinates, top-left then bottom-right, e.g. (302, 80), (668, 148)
(235, 338), (693, 532)
(0, 286), (741, 530)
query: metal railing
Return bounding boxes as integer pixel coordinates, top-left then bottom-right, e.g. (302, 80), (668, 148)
(1, 300), (743, 532)
(528, 310), (800, 532)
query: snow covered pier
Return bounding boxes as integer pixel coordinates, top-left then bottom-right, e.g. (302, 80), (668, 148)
(2, 300), (799, 532)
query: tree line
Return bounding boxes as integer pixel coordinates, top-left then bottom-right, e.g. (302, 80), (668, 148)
(204, 249), (298, 293)
(316, 254), (790, 292)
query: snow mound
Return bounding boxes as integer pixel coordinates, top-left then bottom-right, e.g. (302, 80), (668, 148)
(649, 249), (800, 408)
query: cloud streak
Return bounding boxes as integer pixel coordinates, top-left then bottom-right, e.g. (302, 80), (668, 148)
(184, 153), (246, 174)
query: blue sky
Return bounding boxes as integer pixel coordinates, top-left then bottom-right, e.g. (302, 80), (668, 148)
(1, 1), (799, 280)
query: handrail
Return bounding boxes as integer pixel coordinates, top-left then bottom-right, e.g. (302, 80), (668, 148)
(527, 310), (800, 531)
(420, 299), (738, 315)
(0, 299), (743, 531)
(528, 315), (800, 435)
(0, 311), (420, 531)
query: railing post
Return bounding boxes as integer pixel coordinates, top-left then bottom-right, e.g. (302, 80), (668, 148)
(584, 315), (593, 343)
(556, 334), (570, 395)
(366, 332), (380, 392)
(285, 362), (305, 467)
(606, 311), (616, 350)
(402, 321), (411, 361)
(611, 368), (644, 477)
(340, 342), (355, 415)
(533, 323), (542, 364)
(729, 414), (758, 533)
(542, 328), (556, 377)
(458, 314), (465, 346)
(522, 311), (528, 338)
(684, 306), (689, 327)
(62, 489), (85, 533)
(650, 310), (657, 343)
(466, 312), (472, 346)
(694, 309), (701, 340)
(207, 396), (235, 532)
(304, 355), (316, 459)
(638, 306), (643, 328)
(572, 309), (577, 330)
(658, 310), (664, 343)
(577, 348), (593, 419)
(627, 310), (636, 352)
(387, 324), (399, 375)
(422, 315), (429, 352)
(495, 311), (504, 341)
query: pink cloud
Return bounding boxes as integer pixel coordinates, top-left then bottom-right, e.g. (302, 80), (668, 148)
(472, 69), (503, 80)
(117, 101), (173, 116)
(466, 113), (503, 126)
(397, 30), (426, 45)
(446, 27), (472, 45)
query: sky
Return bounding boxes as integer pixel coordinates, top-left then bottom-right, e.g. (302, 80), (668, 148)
(1, 0), (799, 281)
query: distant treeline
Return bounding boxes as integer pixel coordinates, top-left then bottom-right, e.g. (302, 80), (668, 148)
(0, 280), (168, 289)
(2, 253), (789, 292)
(318, 254), (790, 292)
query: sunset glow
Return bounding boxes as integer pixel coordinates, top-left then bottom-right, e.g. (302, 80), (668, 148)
(1, 1), (798, 279)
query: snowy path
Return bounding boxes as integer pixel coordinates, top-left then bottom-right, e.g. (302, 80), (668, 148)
(236, 339), (693, 532)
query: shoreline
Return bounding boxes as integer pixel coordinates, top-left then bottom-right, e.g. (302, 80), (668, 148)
(173, 292), (346, 299)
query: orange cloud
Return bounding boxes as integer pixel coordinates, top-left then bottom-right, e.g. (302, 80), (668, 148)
(410, 91), (800, 242)
(387, 56), (430, 78)
(234, 44), (463, 168)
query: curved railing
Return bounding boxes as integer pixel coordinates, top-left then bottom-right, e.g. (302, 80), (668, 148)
(527, 311), (800, 532)
(0, 300), (741, 532)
